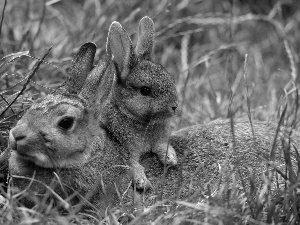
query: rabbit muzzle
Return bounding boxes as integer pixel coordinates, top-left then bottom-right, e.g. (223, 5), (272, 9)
(161, 101), (178, 117)
(171, 102), (178, 113)
(9, 126), (36, 166)
(9, 124), (30, 152)
(9, 124), (51, 166)
(147, 107), (177, 123)
(9, 129), (17, 151)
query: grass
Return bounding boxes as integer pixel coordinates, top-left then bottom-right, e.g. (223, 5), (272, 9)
(1, 0), (300, 224)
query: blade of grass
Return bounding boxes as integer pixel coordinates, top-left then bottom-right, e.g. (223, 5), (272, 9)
(0, 51), (30, 70)
(0, 0), (7, 39)
(269, 103), (287, 161)
(282, 138), (297, 183)
(0, 47), (52, 118)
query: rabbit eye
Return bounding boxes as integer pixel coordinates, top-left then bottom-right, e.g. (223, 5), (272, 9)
(58, 117), (74, 130)
(140, 86), (151, 96)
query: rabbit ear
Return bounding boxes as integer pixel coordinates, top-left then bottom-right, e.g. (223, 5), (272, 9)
(108, 21), (136, 80)
(62, 42), (96, 94)
(135, 16), (154, 60)
(106, 31), (112, 59)
(80, 57), (111, 104)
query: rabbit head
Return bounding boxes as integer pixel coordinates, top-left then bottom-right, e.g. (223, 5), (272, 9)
(9, 42), (105, 173)
(107, 16), (178, 123)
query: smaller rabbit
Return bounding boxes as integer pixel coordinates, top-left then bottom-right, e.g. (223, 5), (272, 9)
(101, 16), (178, 190)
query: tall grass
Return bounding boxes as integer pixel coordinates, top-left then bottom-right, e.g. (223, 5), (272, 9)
(0, 0), (300, 224)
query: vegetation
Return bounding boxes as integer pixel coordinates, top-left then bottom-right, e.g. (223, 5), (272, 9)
(0, 0), (300, 224)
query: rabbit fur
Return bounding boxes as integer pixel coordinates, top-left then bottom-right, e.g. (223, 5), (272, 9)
(2, 18), (298, 214)
(100, 16), (178, 190)
(7, 42), (126, 211)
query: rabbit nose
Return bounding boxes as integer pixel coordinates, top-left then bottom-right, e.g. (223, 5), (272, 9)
(171, 102), (178, 112)
(9, 128), (26, 150)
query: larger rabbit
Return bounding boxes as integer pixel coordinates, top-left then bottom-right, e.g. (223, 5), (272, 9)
(7, 42), (127, 211)
(100, 16), (178, 190)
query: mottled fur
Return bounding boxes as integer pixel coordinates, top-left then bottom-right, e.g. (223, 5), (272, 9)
(3, 38), (298, 213)
(7, 42), (128, 211)
(101, 17), (178, 190)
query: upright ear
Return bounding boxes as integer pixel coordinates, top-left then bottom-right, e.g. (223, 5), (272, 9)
(80, 58), (111, 105)
(108, 21), (136, 80)
(106, 30), (112, 59)
(62, 42), (96, 94)
(135, 16), (155, 60)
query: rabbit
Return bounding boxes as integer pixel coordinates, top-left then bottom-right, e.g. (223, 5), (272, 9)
(3, 34), (298, 216)
(7, 42), (130, 211)
(7, 81), (298, 211)
(100, 16), (178, 190)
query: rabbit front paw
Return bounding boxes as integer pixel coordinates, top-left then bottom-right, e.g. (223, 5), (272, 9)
(131, 163), (152, 191)
(155, 143), (178, 166)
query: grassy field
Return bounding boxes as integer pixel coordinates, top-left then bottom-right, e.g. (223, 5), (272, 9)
(0, 0), (300, 224)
